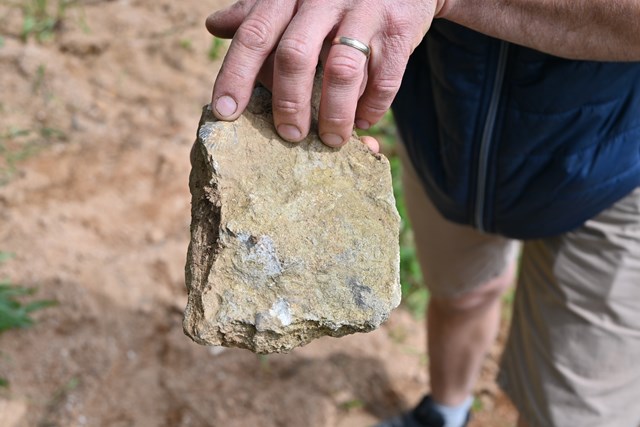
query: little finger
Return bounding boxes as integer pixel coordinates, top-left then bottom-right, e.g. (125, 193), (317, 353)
(355, 18), (420, 128)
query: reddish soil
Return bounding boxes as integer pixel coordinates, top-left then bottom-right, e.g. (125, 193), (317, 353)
(0, 1), (517, 426)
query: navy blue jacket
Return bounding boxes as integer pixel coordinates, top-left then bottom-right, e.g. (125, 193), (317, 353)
(392, 20), (640, 239)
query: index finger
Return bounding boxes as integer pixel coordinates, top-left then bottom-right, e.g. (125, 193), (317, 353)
(211, 0), (296, 121)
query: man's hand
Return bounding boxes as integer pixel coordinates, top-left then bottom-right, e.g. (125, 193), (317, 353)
(206, 0), (445, 148)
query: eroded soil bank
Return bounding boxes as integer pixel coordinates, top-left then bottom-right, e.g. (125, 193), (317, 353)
(0, 1), (516, 425)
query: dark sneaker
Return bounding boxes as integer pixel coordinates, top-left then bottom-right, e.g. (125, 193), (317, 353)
(373, 395), (471, 427)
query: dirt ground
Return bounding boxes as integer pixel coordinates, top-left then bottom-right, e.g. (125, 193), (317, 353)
(0, 1), (517, 426)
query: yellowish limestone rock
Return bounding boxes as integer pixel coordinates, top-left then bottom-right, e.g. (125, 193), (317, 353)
(183, 87), (400, 353)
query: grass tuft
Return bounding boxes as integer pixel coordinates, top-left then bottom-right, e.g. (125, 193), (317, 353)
(0, 125), (66, 186)
(20, 0), (74, 42)
(0, 252), (56, 387)
(0, 283), (56, 332)
(208, 37), (227, 61)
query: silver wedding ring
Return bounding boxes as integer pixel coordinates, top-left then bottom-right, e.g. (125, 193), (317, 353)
(331, 36), (371, 59)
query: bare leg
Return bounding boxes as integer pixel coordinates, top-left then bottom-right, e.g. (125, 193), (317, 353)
(428, 264), (515, 406)
(398, 143), (518, 410)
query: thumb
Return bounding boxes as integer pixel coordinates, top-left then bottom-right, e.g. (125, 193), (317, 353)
(205, 1), (254, 39)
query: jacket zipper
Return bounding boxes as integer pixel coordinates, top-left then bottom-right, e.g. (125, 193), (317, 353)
(474, 41), (509, 232)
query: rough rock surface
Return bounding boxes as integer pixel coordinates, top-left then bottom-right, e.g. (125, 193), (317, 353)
(183, 87), (401, 353)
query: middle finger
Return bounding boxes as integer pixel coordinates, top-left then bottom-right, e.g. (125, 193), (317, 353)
(272, 3), (340, 142)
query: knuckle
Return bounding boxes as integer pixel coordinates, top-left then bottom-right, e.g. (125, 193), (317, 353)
(235, 16), (273, 52)
(384, 17), (412, 37)
(370, 77), (402, 100)
(325, 55), (363, 86)
(361, 101), (388, 117)
(381, 9), (418, 54)
(221, 63), (252, 82)
(359, 78), (402, 118)
(275, 39), (313, 74)
(382, 6), (414, 35)
(385, 34), (414, 58)
(272, 97), (304, 116)
(323, 114), (353, 128)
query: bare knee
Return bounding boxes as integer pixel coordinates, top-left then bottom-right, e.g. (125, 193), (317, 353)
(431, 265), (516, 314)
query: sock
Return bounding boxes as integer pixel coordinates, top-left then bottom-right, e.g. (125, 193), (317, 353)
(431, 396), (473, 427)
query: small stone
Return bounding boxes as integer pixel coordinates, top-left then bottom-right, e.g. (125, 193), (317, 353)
(183, 87), (401, 353)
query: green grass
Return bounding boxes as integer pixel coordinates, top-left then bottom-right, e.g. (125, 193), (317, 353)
(0, 125), (66, 186)
(0, 252), (56, 387)
(0, 282), (56, 332)
(179, 38), (193, 52)
(20, 0), (74, 42)
(359, 112), (429, 318)
(340, 399), (365, 411)
(208, 37), (227, 61)
(0, 57), (66, 183)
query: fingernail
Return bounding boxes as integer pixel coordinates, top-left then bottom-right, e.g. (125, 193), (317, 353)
(277, 124), (302, 141)
(321, 133), (344, 147)
(355, 119), (370, 130)
(214, 95), (237, 118)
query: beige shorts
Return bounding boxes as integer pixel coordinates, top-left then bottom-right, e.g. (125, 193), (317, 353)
(402, 151), (640, 427)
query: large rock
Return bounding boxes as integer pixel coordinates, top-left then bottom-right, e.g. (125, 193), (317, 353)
(183, 87), (401, 353)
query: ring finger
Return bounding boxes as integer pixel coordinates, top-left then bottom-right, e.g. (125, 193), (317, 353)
(319, 11), (379, 148)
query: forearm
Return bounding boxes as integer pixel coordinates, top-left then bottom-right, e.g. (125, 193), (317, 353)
(440, 0), (640, 61)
